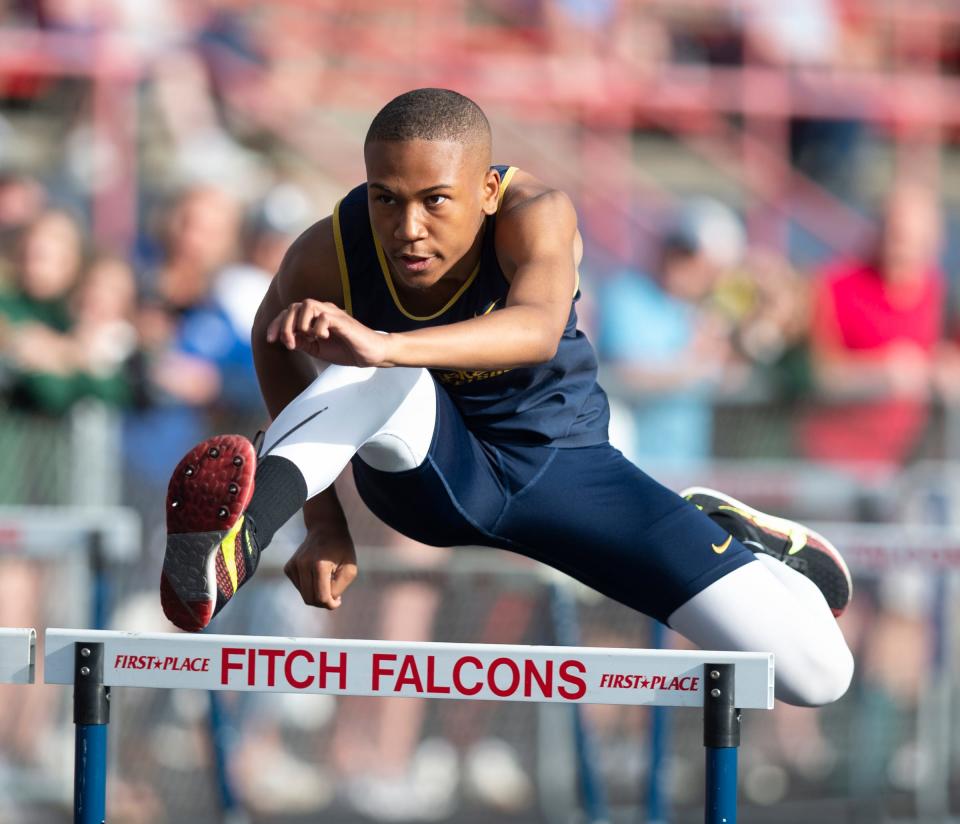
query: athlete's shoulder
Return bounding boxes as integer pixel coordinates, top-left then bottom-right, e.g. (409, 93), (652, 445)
(498, 168), (575, 219)
(495, 168), (579, 271)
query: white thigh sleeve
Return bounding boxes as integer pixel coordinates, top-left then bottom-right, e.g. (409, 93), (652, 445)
(260, 365), (437, 498)
(668, 555), (854, 707)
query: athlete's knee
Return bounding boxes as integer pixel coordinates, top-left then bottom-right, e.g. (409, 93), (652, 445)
(777, 633), (854, 707)
(373, 365), (434, 404)
(356, 367), (436, 472)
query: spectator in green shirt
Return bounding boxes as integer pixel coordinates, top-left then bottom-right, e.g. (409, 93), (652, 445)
(0, 210), (138, 413)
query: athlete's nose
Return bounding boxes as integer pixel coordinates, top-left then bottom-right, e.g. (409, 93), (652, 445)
(395, 206), (427, 242)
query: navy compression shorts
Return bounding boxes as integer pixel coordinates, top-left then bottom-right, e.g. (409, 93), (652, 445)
(351, 382), (755, 624)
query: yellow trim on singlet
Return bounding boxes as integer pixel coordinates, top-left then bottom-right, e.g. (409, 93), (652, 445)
(372, 237), (480, 322)
(498, 166), (517, 205)
(371, 165), (519, 323)
(332, 199), (353, 316)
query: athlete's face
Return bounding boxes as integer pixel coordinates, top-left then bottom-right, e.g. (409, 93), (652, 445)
(365, 139), (499, 288)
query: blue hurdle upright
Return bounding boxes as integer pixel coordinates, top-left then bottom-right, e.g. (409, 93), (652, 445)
(37, 629), (774, 824)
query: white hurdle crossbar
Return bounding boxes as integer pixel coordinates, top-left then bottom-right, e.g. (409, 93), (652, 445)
(45, 629), (774, 707)
(0, 628), (35, 684)
(42, 629), (774, 823)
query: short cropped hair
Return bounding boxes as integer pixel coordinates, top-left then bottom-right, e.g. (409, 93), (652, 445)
(365, 88), (491, 150)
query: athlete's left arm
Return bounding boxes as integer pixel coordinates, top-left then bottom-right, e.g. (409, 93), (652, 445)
(382, 189), (579, 370)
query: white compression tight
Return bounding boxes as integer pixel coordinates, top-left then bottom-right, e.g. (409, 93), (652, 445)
(669, 554), (854, 706)
(260, 363), (854, 707)
(259, 363), (437, 489)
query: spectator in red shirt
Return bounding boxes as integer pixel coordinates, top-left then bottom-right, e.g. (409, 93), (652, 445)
(799, 179), (945, 470)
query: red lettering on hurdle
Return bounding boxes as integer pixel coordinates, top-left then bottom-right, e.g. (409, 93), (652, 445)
(487, 657), (520, 697)
(452, 656), (483, 696)
(523, 659), (553, 698)
(372, 653), (397, 691)
(284, 649), (313, 689)
(558, 660), (587, 700)
(221, 648), (244, 685)
(260, 649), (284, 687)
(426, 656), (450, 694)
(318, 651), (347, 690)
(395, 655), (424, 692)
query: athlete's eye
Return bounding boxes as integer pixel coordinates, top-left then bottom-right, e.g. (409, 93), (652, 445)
(426, 195), (448, 206)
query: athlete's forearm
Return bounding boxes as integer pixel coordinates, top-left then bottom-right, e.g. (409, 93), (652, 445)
(383, 304), (562, 370)
(302, 486), (350, 533)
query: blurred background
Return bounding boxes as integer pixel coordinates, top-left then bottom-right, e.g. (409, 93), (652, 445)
(1, 0), (960, 821)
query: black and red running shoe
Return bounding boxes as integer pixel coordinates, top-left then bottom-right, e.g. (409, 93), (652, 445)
(161, 435), (261, 632)
(681, 486), (853, 617)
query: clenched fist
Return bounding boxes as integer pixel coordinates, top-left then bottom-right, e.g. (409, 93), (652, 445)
(266, 300), (393, 368)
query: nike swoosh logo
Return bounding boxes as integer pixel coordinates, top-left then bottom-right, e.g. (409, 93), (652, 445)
(712, 535), (733, 555)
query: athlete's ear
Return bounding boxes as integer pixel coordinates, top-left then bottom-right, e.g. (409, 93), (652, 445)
(481, 168), (500, 216)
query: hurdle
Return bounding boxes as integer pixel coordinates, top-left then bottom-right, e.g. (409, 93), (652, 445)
(0, 506), (140, 629)
(42, 628), (773, 824)
(0, 627), (36, 684)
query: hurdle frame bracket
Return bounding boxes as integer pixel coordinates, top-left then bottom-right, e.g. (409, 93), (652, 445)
(703, 662), (740, 748)
(703, 662), (740, 824)
(74, 641), (110, 725)
(73, 641), (109, 824)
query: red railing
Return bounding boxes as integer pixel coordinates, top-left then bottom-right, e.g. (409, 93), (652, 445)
(0, 0), (953, 261)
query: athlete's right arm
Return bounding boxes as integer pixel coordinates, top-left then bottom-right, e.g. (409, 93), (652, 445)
(252, 216), (357, 611)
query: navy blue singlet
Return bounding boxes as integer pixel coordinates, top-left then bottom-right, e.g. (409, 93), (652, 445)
(332, 165), (609, 447)
(338, 166), (755, 624)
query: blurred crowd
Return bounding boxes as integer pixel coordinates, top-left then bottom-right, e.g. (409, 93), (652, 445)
(0, 177), (314, 505)
(7, 166), (954, 477)
(595, 175), (960, 475)
(1, 1), (960, 822)
(0, 0), (955, 476)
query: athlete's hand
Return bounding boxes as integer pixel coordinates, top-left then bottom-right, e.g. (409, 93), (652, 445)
(283, 523), (358, 610)
(266, 300), (392, 367)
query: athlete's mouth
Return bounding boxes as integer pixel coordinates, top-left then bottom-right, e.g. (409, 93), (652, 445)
(395, 253), (436, 274)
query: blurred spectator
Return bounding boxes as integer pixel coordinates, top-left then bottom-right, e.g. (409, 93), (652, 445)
(125, 185), (242, 489)
(69, 253), (139, 406)
(798, 178), (947, 469)
(179, 183), (311, 418)
(0, 171), (45, 277)
(0, 208), (84, 413)
(0, 211), (141, 417)
(141, 185), (241, 320)
(741, 0), (875, 200)
(597, 198), (746, 467)
(797, 177), (950, 798)
(711, 249), (811, 394)
(156, 184), (312, 426)
(137, 185), (241, 404)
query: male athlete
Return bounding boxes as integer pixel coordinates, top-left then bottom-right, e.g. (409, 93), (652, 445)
(160, 89), (853, 706)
